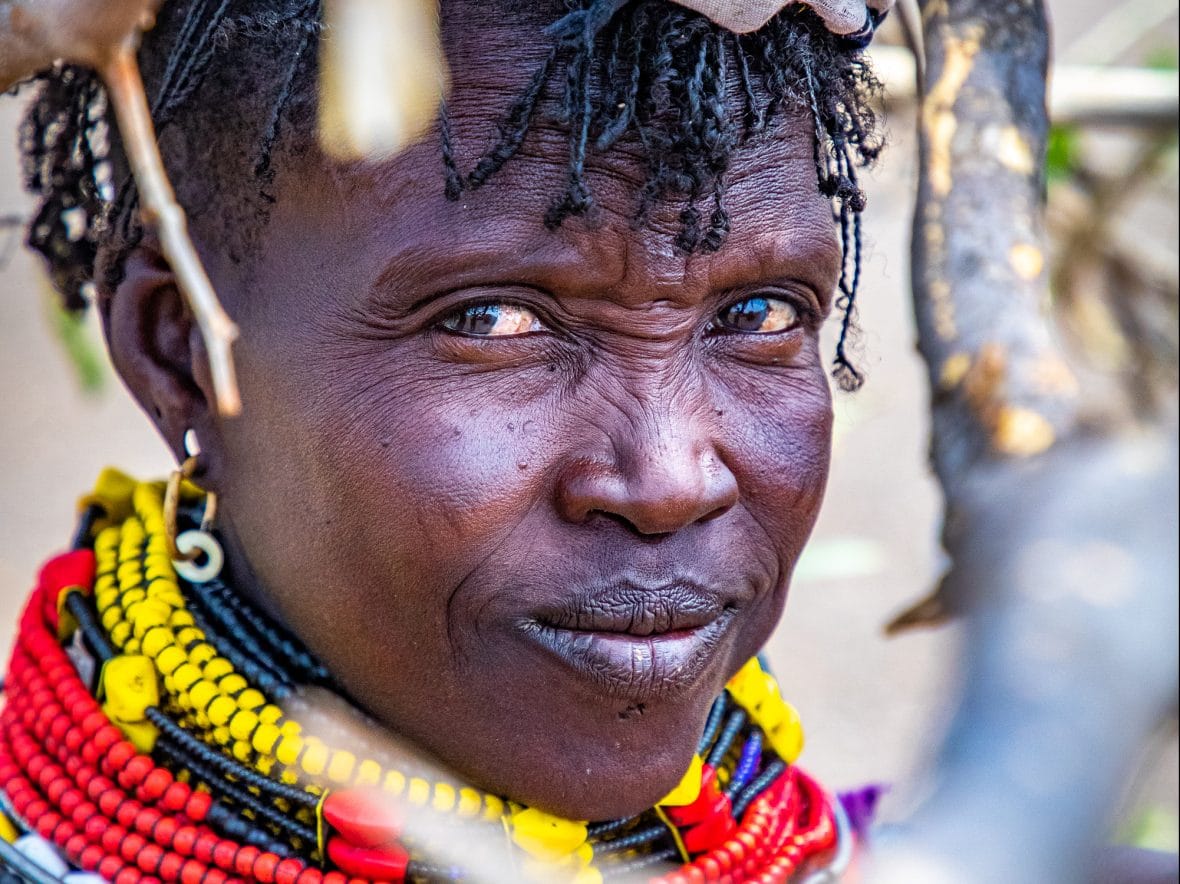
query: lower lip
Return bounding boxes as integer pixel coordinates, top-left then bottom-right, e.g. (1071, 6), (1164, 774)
(520, 612), (735, 702)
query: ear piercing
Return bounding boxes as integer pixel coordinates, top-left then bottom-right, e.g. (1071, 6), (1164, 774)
(164, 428), (223, 583)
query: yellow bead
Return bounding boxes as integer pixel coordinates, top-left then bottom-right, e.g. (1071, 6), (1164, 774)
(0, 811), (20, 843)
(105, 714), (159, 754)
(482, 794), (505, 822)
(109, 622), (132, 648)
(130, 600), (171, 635)
(275, 735), (305, 767)
(252, 723), (281, 756)
(189, 644), (215, 667)
(355, 759), (382, 787)
(236, 689), (267, 712)
(100, 655), (160, 722)
(407, 778), (431, 806)
(431, 783), (456, 813)
(229, 709), (259, 742)
(154, 645), (185, 677)
(457, 788), (482, 818)
(140, 627), (171, 659)
(232, 740), (253, 763)
(658, 754), (703, 807)
(510, 808), (588, 861)
(206, 695), (236, 727)
(766, 703), (804, 763)
(120, 590), (146, 609)
(725, 657), (764, 710)
(172, 663), (202, 693)
(218, 673), (247, 696)
(573, 868), (603, 884)
(382, 770), (406, 796)
(301, 743), (329, 777)
(202, 658), (232, 682)
(326, 751), (355, 784)
(175, 627), (202, 647)
(188, 680), (217, 713)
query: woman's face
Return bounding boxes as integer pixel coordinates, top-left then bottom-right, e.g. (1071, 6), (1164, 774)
(117, 12), (840, 821)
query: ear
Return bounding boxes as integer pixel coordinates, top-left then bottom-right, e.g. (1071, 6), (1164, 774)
(100, 238), (224, 486)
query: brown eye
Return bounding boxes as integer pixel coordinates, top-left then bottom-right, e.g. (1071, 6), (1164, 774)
(715, 297), (799, 334)
(441, 303), (544, 337)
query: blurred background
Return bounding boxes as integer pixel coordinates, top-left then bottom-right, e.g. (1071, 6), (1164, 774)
(1, 0), (1176, 859)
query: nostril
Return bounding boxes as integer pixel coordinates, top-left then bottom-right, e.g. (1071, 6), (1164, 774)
(587, 509), (676, 541)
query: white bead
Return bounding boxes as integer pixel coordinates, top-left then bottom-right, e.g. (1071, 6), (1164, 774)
(172, 529), (224, 583)
(15, 833), (70, 877)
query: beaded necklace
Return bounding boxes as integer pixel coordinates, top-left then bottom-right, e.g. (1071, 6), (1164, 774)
(0, 470), (850, 884)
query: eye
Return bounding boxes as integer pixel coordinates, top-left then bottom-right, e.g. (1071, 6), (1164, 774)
(714, 296), (800, 334)
(440, 303), (544, 337)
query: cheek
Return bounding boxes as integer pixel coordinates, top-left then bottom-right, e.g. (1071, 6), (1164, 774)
(296, 353), (563, 599)
(717, 362), (834, 562)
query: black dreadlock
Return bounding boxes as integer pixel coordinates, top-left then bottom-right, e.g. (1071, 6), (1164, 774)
(17, 0), (881, 389)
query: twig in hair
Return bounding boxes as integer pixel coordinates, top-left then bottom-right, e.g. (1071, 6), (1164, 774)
(102, 48), (241, 416)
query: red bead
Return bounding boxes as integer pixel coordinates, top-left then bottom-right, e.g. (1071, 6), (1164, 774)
(323, 789), (404, 847)
(253, 852), (280, 883)
(194, 833), (217, 864)
(107, 741), (136, 771)
(121, 833), (148, 862)
(698, 857), (723, 880)
(180, 859), (207, 884)
(327, 839), (409, 880)
(158, 854), (185, 882)
(153, 817), (179, 848)
(99, 855), (125, 880)
(162, 784), (190, 814)
(79, 844), (105, 870)
(275, 858), (305, 884)
(184, 790), (212, 820)
(121, 756), (154, 789)
(683, 811), (738, 855)
(140, 768), (173, 802)
(115, 867), (141, 884)
(235, 846), (261, 877)
(173, 825), (198, 856)
(212, 840), (238, 871)
(138, 843), (166, 874)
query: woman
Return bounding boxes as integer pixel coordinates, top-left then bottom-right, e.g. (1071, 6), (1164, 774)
(1, 0), (888, 880)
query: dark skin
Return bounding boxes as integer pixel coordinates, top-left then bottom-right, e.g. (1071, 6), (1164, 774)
(100, 4), (840, 821)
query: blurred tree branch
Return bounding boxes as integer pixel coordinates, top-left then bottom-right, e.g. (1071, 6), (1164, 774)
(872, 0), (1178, 880)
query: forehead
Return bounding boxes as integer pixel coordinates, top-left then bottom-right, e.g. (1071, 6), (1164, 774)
(245, 2), (841, 311)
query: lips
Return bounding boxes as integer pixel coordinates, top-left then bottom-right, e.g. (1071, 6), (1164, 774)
(518, 580), (739, 701)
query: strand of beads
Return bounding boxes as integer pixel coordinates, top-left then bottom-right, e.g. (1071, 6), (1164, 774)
(0, 569), (348, 884)
(90, 480), (509, 828)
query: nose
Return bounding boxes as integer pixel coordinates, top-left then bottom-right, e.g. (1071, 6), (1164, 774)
(556, 413), (739, 536)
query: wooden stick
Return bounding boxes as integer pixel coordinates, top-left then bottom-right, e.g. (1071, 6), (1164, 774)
(102, 48), (241, 416)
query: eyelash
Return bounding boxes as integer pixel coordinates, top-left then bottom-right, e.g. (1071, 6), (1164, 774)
(434, 291), (815, 339)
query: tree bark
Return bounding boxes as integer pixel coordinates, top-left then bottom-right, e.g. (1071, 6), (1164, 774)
(872, 2), (1179, 881)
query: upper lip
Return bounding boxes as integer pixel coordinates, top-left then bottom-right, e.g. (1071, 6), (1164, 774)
(532, 579), (729, 637)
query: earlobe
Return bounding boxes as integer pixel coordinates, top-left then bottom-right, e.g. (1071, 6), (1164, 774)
(103, 240), (217, 468)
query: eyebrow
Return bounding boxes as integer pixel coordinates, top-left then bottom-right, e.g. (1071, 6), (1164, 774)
(366, 221), (841, 320)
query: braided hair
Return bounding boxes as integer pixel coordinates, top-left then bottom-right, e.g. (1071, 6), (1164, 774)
(17, 0), (881, 389)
